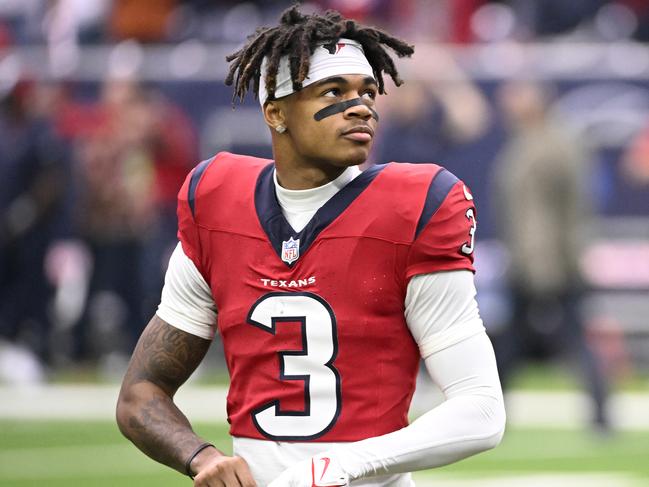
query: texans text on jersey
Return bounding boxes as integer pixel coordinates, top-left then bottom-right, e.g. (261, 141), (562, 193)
(260, 276), (317, 288)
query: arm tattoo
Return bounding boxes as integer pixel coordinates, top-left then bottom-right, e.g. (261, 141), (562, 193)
(130, 315), (208, 394)
(118, 315), (214, 472)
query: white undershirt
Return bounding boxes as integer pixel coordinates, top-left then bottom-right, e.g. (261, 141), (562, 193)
(156, 166), (505, 486)
(274, 166), (361, 233)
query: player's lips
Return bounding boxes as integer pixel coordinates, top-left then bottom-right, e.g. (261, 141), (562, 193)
(341, 125), (374, 142)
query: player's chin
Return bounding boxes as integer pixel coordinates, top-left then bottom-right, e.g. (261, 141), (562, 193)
(339, 144), (372, 166)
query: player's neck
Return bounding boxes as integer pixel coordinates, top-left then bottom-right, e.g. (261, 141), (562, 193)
(274, 157), (352, 190)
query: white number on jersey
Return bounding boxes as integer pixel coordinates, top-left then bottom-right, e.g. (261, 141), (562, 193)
(461, 208), (476, 255)
(247, 292), (341, 440)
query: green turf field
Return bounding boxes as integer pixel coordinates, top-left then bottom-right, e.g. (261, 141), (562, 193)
(1, 420), (648, 486)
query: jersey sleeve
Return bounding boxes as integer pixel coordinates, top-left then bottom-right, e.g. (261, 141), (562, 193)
(405, 270), (485, 359)
(406, 169), (477, 280)
(156, 242), (217, 339)
(177, 158), (213, 274)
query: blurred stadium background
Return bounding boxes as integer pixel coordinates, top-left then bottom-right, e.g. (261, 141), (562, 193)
(1, 1), (648, 486)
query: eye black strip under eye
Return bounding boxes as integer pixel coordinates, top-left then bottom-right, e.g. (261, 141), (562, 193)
(313, 98), (379, 121)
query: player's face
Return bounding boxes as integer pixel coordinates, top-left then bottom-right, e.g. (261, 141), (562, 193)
(277, 74), (379, 170)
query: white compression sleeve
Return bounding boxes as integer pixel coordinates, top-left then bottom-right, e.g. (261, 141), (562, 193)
(405, 270), (485, 358)
(330, 331), (505, 479)
(156, 242), (217, 339)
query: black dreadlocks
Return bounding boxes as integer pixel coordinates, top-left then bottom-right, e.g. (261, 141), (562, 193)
(225, 4), (414, 104)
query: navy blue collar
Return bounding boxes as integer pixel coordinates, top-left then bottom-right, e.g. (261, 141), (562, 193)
(255, 163), (386, 267)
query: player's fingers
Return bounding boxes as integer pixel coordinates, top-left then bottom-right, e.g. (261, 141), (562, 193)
(194, 478), (225, 487)
(214, 460), (243, 487)
(194, 456), (256, 487)
(194, 468), (234, 487)
(233, 457), (257, 487)
(218, 468), (241, 487)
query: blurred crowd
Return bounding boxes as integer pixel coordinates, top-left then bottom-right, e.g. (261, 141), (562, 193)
(1, 0), (649, 47)
(0, 75), (197, 380)
(0, 3), (648, 427)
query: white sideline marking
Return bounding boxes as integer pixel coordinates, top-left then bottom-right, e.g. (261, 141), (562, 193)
(505, 391), (649, 430)
(0, 384), (228, 421)
(0, 386), (648, 430)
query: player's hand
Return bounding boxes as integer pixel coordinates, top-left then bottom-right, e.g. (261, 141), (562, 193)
(268, 453), (349, 487)
(191, 448), (257, 487)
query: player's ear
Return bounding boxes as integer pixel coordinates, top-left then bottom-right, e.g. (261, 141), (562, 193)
(263, 100), (286, 132)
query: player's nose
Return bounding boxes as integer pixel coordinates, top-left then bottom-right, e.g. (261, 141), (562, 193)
(344, 100), (372, 120)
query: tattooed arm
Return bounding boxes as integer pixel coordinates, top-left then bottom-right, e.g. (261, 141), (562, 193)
(116, 315), (256, 486)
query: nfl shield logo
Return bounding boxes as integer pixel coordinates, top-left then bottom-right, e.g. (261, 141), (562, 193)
(281, 236), (300, 264)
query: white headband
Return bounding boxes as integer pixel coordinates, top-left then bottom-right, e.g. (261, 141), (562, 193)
(258, 38), (375, 106)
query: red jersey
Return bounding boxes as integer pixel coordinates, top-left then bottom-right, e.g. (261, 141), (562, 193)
(177, 152), (476, 442)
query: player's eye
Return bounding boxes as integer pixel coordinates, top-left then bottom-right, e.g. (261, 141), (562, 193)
(322, 88), (341, 98)
(361, 88), (377, 101)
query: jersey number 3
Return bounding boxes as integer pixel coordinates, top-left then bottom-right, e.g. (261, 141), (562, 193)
(461, 208), (476, 255)
(247, 292), (342, 440)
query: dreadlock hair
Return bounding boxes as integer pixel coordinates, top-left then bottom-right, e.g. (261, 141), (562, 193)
(225, 3), (414, 104)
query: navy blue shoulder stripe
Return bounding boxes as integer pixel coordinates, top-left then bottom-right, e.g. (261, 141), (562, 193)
(414, 168), (459, 239)
(188, 158), (213, 218)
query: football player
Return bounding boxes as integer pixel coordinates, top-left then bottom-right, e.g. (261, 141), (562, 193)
(117, 5), (506, 487)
